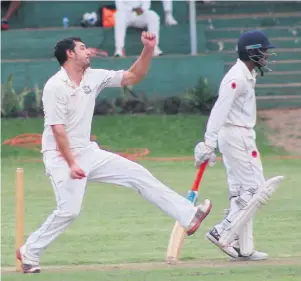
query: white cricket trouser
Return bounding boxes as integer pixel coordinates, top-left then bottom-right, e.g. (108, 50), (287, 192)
(162, 0), (173, 13)
(215, 125), (265, 247)
(114, 10), (160, 49)
(219, 124), (265, 188)
(23, 142), (196, 261)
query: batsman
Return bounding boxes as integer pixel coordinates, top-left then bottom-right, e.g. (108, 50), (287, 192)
(194, 30), (284, 261)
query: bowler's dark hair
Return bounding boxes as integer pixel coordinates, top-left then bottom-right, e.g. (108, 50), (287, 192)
(54, 37), (83, 66)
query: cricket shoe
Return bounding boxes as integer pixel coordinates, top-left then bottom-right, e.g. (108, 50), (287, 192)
(153, 46), (163, 57)
(206, 227), (239, 258)
(1, 19), (9, 30)
(16, 246), (41, 274)
(114, 47), (126, 57)
(165, 15), (178, 26)
(233, 250), (268, 261)
(187, 199), (212, 236)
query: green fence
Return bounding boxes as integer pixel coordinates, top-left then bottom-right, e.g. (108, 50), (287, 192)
(1, 54), (225, 98)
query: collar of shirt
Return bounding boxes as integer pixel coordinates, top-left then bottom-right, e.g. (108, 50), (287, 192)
(236, 59), (257, 81)
(57, 66), (90, 89)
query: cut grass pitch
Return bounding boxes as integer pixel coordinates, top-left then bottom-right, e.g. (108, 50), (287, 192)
(2, 265), (301, 281)
(1, 115), (301, 280)
(2, 160), (301, 267)
(1, 115), (287, 159)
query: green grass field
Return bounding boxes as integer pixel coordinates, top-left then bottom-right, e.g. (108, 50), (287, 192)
(2, 115), (301, 280)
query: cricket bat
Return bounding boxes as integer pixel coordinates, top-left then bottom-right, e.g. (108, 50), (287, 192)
(165, 160), (208, 264)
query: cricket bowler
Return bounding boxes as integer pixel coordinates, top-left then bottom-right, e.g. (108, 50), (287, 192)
(16, 32), (212, 274)
(194, 30), (284, 261)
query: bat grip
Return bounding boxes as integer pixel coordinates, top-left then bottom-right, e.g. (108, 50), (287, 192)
(191, 160), (208, 191)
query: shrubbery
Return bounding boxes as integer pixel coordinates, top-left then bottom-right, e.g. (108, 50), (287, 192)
(1, 74), (217, 118)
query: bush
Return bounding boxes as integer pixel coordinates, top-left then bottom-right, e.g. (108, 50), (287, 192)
(25, 84), (44, 117)
(1, 75), (217, 118)
(1, 74), (30, 118)
(181, 76), (217, 114)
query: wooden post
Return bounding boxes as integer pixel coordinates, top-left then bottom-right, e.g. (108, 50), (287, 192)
(16, 168), (24, 272)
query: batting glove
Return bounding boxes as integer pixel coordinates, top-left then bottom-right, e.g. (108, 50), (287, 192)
(194, 141), (216, 168)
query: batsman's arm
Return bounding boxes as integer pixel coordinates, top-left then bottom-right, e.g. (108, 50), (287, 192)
(204, 78), (242, 148)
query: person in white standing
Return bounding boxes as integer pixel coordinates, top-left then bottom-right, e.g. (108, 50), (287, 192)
(16, 32), (212, 274)
(114, 0), (163, 57)
(194, 30), (284, 261)
(161, 0), (178, 26)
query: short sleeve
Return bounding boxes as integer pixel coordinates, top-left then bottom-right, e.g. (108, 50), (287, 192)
(90, 69), (125, 95)
(102, 70), (124, 88)
(42, 83), (67, 126)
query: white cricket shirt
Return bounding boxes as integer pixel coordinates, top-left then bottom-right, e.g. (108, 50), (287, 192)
(205, 59), (257, 148)
(115, 0), (151, 12)
(41, 67), (124, 152)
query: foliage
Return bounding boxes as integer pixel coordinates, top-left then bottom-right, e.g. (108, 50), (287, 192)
(1, 74), (31, 117)
(1, 75), (216, 118)
(182, 76), (217, 114)
(24, 83), (44, 117)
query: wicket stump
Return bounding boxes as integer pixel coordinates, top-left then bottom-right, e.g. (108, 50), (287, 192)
(16, 168), (24, 272)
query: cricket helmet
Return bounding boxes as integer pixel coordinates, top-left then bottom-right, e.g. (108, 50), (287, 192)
(237, 30), (276, 75)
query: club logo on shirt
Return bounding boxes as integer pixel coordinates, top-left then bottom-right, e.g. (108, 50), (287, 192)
(83, 85), (92, 95)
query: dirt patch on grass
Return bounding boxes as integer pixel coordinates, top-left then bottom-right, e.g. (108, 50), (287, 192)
(258, 108), (301, 154)
(2, 257), (301, 274)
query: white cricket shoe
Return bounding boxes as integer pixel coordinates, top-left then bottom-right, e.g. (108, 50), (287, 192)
(234, 250), (268, 261)
(165, 15), (178, 26)
(206, 228), (268, 261)
(206, 227), (239, 258)
(153, 46), (163, 57)
(114, 48), (125, 58)
(16, 246), (41, 274)
(187, 199), (212, 236)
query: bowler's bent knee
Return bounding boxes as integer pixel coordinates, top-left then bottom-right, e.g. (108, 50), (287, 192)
(145, 10), (160, 24)
(55, 208), (81, 220)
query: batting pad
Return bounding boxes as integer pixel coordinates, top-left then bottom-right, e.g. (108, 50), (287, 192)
(239, 219), (253, 256)
(219, 176), (284, 246)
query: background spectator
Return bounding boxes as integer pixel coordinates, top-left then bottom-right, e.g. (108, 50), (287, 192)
(1, 0), (21, 30)
(161, 0), (177, 26)
(114, 0), (163, 57)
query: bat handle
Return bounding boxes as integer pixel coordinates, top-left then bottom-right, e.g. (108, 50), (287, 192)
(191, 160), (208, 191)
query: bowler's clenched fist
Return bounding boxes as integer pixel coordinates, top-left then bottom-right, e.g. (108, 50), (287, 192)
(141, 31), (156, 48)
